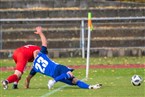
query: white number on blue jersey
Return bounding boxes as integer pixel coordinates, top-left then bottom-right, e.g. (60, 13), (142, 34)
(35, 56), (48, 73)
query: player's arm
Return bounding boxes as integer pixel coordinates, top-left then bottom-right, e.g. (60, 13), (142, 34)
(34, 26), (47, 47)
(25, 68), (37, 88)
(34, 26), (48, 54)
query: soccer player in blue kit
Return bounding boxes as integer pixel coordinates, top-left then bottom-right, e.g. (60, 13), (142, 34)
(25, 26), (102, 90)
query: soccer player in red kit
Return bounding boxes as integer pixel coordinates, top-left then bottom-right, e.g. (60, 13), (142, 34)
(1, 45), (40, 89)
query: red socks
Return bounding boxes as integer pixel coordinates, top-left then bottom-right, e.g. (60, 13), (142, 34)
(7, 74), (18, 83)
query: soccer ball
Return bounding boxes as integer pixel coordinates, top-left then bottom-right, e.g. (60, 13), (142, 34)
(131, 75), (143, 86)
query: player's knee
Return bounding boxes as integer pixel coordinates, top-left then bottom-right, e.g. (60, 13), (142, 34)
(72, 78), (79, 84)
(14, 70), (22, 78)
(67, 72), (78, 84)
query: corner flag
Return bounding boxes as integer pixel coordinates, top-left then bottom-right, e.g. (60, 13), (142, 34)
(86, 12), (93, 79)
(88, 12), (93, 31)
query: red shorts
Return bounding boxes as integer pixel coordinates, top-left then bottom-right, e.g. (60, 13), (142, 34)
(13, 52), (28, 73)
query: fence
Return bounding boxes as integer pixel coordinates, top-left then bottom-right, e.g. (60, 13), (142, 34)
(0, 16), (145, 58)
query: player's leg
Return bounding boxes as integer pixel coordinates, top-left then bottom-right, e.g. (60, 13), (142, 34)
(11, 54), (27, 89)
(52, 67), (91, 89)
(59, 77), (102, 89)
(1, 70), (21, 90)
(54, 71), (73, 82)
(72, 78), (102, 89)
(13, 81), (18, 89)
(48, 65), (74, 89)
(48, 71), (93, 89)
(48, 65), (102, 89)
(13, 77), (21, 89)
(72, 78), (89, 89)
(1, 53), (26, 89)
(48, 71), (73, 89)
(60, 77), (90, 89)
(59, 78), (76, 85)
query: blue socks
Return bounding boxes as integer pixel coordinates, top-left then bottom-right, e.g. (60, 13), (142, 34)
(76, 80), (89, 89)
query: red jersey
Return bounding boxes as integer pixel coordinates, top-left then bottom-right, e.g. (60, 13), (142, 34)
(12, 45), (41, 72)
(13, 45), (41, 62)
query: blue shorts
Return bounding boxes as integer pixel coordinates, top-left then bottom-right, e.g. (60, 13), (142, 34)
(53, 65), (75, 85)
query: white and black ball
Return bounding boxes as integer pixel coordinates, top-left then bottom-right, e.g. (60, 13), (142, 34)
(131, 75), (143, 86)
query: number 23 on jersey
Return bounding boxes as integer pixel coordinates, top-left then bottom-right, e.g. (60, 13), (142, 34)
(34, 57), (48, 73)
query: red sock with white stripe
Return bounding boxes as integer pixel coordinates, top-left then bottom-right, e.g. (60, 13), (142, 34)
(7, 74), (18, 83)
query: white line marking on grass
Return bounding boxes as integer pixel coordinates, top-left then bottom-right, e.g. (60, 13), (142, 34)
(41, 78), (86, 97)
(40, 84), (68, 97)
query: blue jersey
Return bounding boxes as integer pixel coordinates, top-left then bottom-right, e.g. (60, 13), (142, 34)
(32, 47), (59, 77)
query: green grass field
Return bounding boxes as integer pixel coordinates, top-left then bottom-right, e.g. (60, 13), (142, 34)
(1, 57), (145, 97)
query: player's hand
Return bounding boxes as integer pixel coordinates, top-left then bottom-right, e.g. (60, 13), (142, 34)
(34, 26), (42, 34)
